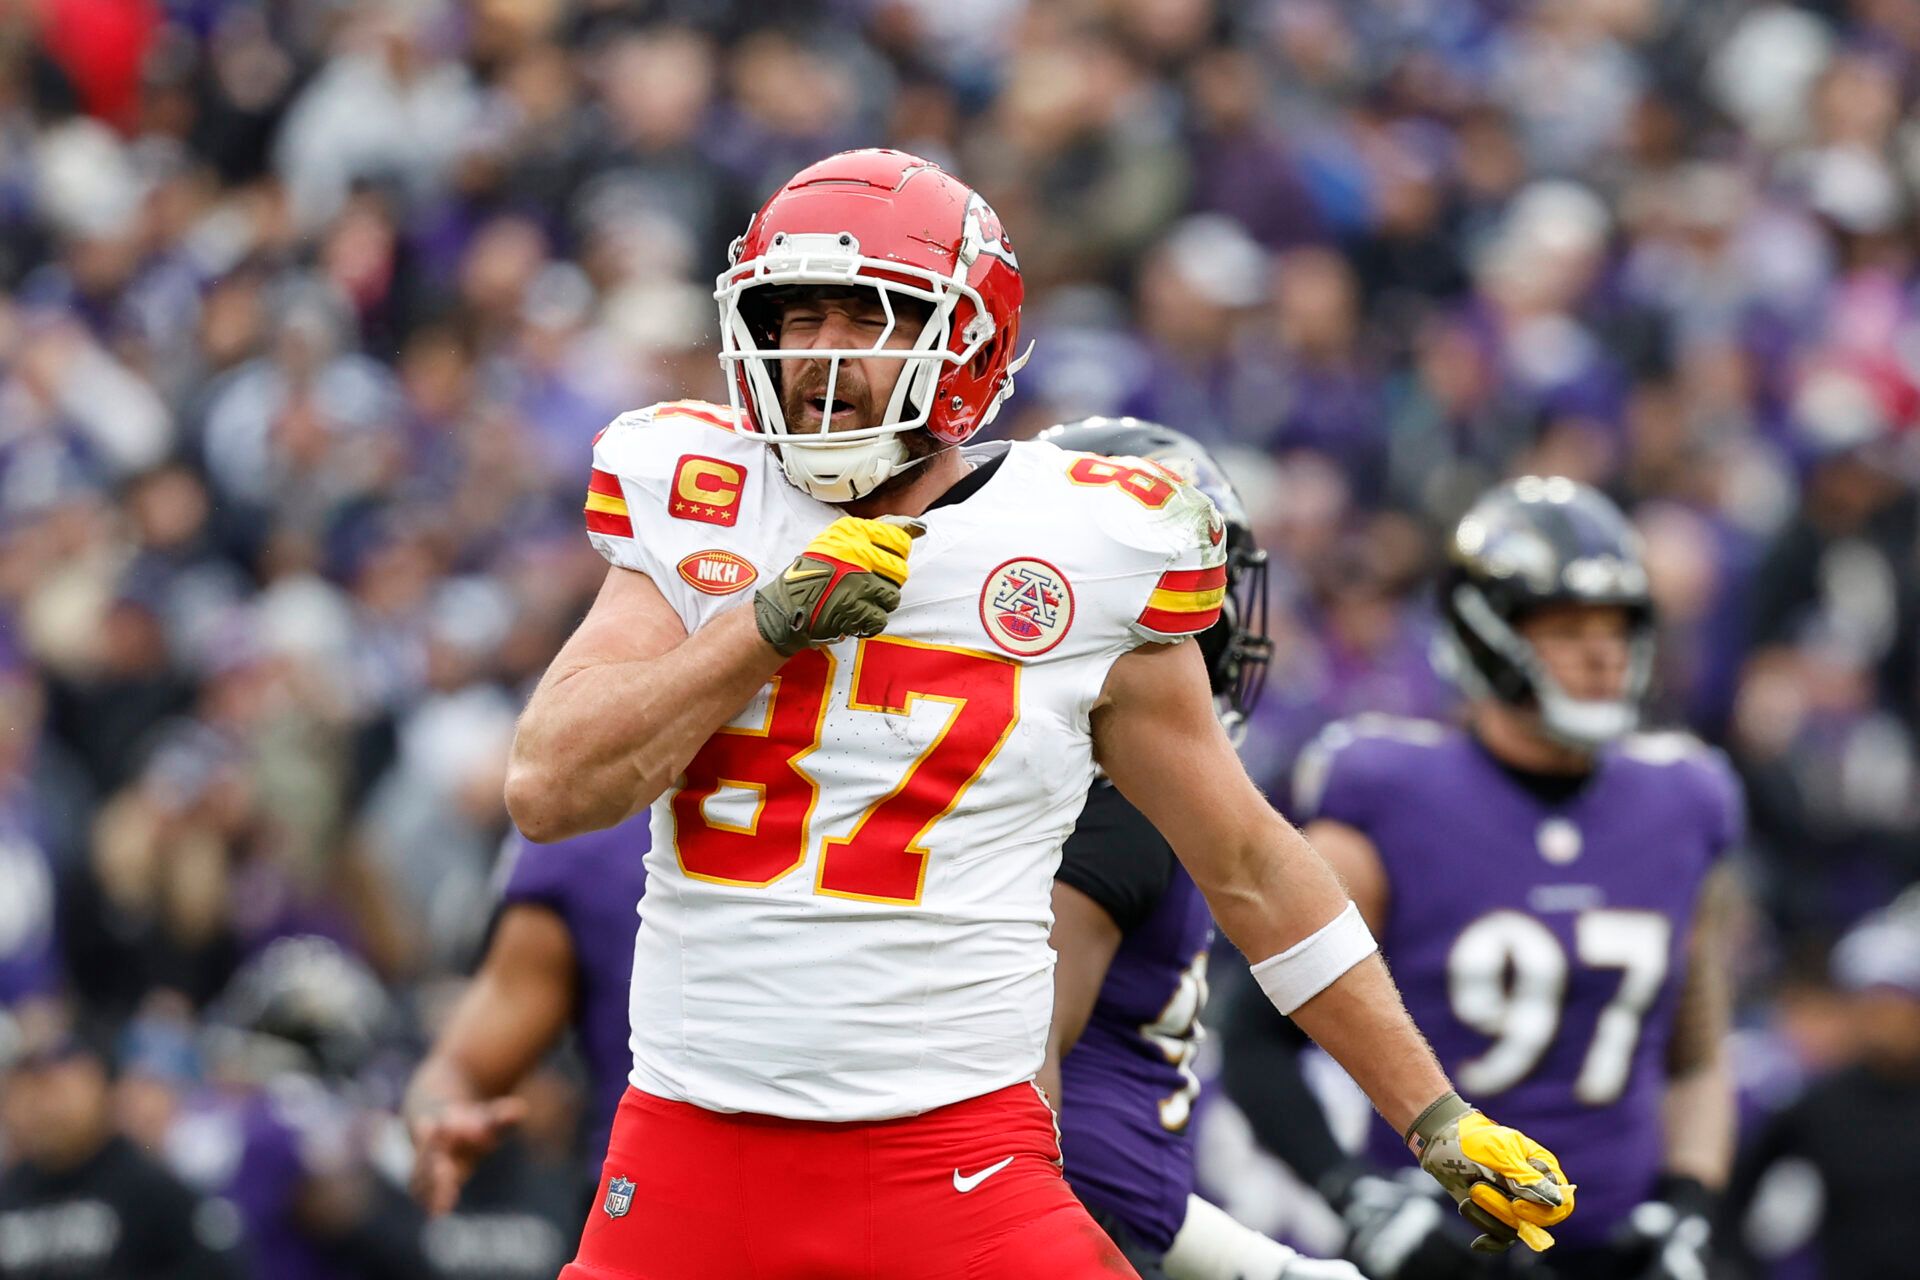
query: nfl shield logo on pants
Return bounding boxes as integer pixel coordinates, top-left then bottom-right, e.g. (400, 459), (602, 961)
(602, 1175), (635, 1219)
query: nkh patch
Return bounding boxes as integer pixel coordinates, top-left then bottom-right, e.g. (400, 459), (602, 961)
(979, 557), (1074, 656)
(677, 549), (758, 595)
(603, 1175), (635, 1219)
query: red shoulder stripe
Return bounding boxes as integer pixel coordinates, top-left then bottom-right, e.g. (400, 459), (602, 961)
(585, 507), (634, 539)
(1137, 603), (1222, 635)
(1155, 564), (1227, 592)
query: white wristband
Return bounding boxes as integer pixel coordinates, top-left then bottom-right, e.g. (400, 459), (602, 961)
(1249, 901), (1377, 1015)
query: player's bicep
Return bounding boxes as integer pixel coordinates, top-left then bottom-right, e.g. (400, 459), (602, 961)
(1093, 640), (1275, 853)
(547, 565), (689, 680)
(1302, 818), (1389, 936)
(1047, 881), (1123, 1061)
(435, 904), (577, 1095)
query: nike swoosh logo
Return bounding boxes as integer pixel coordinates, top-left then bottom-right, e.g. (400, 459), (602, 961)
(784, 566), (831, 583)
(952, 1156), (1015, 1193)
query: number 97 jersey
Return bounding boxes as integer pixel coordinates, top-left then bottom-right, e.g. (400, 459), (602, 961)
(1293, 716), (1743, 1246)
(583, 402), (1228, 1122)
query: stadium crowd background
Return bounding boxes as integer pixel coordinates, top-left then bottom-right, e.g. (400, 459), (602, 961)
(1, 0), (1918, 1276)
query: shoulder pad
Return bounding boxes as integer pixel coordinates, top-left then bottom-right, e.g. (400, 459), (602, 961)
(587, 402), (759, 562)
(1034, 443), (1232, 642)
(593, 400), (745, 479)
(1617, 730), (1714, 767)
(1620, 730), (1745, 851)
(1041, 442), (1226, 559)
(1293, 716), (1450, 817)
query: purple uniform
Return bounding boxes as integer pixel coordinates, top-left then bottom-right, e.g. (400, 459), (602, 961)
(1296, 717), (1741, 1248)
(168, 1080), (359, 1280)
(1056, 780), (1215, 1254)
(0, 796), (57, 1004)
(496, 817), (650, 1163)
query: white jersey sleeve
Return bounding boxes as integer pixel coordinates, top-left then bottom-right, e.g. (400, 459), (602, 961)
(1063, 449), (1232, 647)
(583, 399), (819, 633)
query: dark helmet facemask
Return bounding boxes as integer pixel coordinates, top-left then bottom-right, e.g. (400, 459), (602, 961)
(1438, 580), (1655, 751)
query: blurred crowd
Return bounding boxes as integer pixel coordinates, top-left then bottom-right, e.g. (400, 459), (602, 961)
(2, 0), (1918, 1276)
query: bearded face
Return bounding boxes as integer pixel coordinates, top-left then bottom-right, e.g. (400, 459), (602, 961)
(767, 286), (933, 435)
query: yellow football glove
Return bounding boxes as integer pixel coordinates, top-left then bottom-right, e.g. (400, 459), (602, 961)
(1407, 1092), (1575, 1253)
(754, 515), (925, 656)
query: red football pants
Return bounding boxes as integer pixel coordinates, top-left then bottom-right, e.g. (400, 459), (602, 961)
(561, 1083), (1138, 1279)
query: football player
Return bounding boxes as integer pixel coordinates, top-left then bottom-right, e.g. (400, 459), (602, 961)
(507, 149), (1574, 1278)
(178, 937), (433, 1279)
(405, 818), (649, 1215)
(1278, 477), (1741, 1279)
(1035, 418), (1359, 1280)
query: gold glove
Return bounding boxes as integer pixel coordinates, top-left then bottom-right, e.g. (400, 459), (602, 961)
(1407, 1092), (1575, 1253)
(754, 515), (925, 656)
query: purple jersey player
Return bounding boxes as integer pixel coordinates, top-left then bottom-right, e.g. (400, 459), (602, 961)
(1299, 478), (1742, 1280)
(1037, 419), (1362, 1280)
(183, 935), (434, 1280)
(407, 817), (649, 1215)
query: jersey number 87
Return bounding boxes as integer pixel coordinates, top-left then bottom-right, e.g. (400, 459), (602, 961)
(672, 636), (1019, 905)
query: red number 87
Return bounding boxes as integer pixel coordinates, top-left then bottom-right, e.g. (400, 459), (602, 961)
(670, 637), (1021, 905)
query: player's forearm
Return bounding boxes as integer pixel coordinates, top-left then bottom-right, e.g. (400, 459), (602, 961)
(507, 606), (785, 841)
(1662, 1057), (1735, 1189)
(1202, 816), (1451, 1137)
(1662, 866), (1736, 1188)
(1290, 956), (1451, 1139)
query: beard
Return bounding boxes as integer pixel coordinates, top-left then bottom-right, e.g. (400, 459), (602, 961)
(779, 361), (881, 435)
(772, 359), (944, 506)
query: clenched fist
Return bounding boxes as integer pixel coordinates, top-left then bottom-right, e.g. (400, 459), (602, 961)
(1407, 1092), (1575, 1254)
(754, 515), (925, 656)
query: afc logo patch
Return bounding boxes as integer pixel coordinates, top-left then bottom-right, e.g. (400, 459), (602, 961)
(980, 557), (1074, 657)
(603, 1175), (635, 1219)
(671, 455), (745, 526)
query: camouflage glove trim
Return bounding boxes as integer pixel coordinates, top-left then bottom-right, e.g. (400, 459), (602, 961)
(754, 515), (925, 656)
(1408, 1091), (1575, 1255)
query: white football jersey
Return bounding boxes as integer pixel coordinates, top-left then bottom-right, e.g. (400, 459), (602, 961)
(584, 400), (1227, 1120)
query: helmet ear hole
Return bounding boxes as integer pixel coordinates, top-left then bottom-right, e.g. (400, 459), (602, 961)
(969, 331), (1000, 380)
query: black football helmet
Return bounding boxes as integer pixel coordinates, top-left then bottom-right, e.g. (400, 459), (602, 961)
(1037, 418), (1272, 736)
(1438, 476), (1655, 750)
(206, 935), (396, 1082)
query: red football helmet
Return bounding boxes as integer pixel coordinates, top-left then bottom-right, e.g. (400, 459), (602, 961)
(715, 149), (1029, 503)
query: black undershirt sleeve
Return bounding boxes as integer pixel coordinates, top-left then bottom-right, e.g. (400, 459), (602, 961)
(1054, 782), (1175, 935)
(1219, 975), (1354, 1193)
